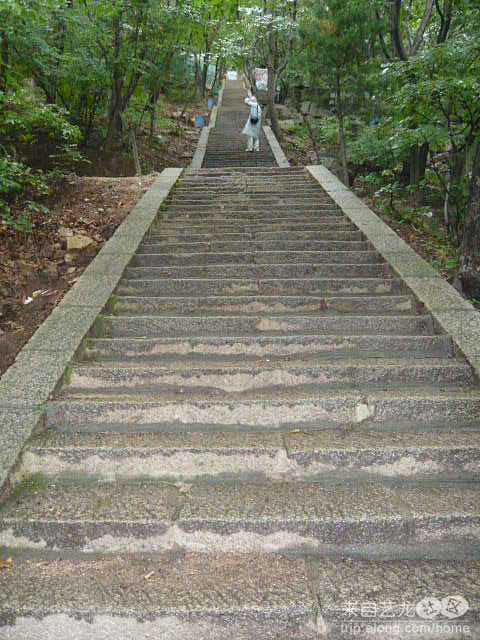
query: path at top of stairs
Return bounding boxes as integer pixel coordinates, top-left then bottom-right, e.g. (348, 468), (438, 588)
(203, 76), (277, 168)
(1, 79), (480, 639)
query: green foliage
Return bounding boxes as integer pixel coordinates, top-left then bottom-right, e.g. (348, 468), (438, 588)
(0, 90), (81, 150)
(11, 473), (48, 498)
(0, 157), (50, 232)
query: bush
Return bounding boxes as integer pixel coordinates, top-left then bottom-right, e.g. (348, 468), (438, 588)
(0, 89), (81, 169)
(0, 157), (50, 233)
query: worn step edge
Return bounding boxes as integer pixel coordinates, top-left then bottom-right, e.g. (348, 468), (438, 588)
(101, 314), (435, 338)
(63, 361), (473, 396)
(81, 335), (455, 362)
(0, 553), (317, 639)
(0, 480), (479, 554)
(19, 429), (480, 482)
(44, 392), (480, 429)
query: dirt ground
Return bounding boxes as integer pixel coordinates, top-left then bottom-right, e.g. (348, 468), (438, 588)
(0, 175), (156, 377)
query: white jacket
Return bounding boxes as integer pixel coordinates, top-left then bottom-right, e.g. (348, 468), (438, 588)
(242, 97), (262, 138)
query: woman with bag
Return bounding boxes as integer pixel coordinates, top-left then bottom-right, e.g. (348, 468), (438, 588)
(242, 92), (262, 152)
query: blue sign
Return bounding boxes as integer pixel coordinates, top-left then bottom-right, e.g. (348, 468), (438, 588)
(194, 115), (205, 129)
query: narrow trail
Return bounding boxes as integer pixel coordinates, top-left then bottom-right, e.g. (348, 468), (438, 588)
(1, 76), (479, 639)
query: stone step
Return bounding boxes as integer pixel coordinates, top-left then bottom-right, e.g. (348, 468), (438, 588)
(124, 263), (390, 280)
(173, 188), (326, 197)
(82, 335), (455, 364)
(183, 174), (309, 182)
(131, 251), (381, 268)
(0, 553), (319, 640)
(45, 391), (480, 431)
(111, 294), (417, 317)
(147, 229), (363, 242)
(21, 429), (480, 482)
(63, 360), (472, 398)
(153, 220), (356, 234)
(167, 196), (335, 206)
(163, 206), (342, 216)
(100, 313), (435, 338)
(117, 277), (402, 297)
(1, 479), (479, 554)
(185, 167), (306, 175)
(138, 239), (371, 254)
(2, 555), (479, 639)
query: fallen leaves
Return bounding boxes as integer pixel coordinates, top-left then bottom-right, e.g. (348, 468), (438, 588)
(0, 175), (155, 377)
(0, 557), (13, 570)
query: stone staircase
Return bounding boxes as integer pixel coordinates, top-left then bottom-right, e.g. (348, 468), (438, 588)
(1, 79), (480, 639)
(203, 77), (276, 168)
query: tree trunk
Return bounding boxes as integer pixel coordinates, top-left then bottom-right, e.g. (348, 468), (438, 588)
(458, 142), (480, 297)
(129, 129), (141, 176)
(0, 23), (9, 92)
(335, 70), (349, 187)
(409, 141), (429, 190)
(104, 100), (123, 153)
(436, 0), (453, 43)
(201, 34), (210, 98)
(267, 17), (281, 140)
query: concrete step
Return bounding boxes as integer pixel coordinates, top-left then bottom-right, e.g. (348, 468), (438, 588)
(163, 207), (342, 217)
(44, 390), (480, 431)
(100, 313), (435, 338)
(166, 196), (336, 207)
(0, 554), (320, 639)
(173, 188), (326, 197)
(21, 429), (480, 482)
(117, 277), (403, 297)
(185, 167), (306, 175)
(2, 555), (479, 639)
(1, 479), (479, 554)
(63, 360), (473, 398)
(147, 229), (364, 242)
(153, 220), (357, 234)
(111, 294), (417, 317)
(124, 263), (391, 280)
(82, 335), (455, 364)
(131, 251), (381, 267)
(137, 239), (371, 253)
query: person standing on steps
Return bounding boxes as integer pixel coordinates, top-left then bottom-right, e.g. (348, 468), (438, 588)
(242, 91), (262, 152)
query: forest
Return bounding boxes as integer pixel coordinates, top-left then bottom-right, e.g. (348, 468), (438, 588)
(0, 0), (479, 295)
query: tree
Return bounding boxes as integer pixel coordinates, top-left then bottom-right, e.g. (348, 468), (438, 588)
(298, 0), (375, 185)
(459, 142), (480, 297)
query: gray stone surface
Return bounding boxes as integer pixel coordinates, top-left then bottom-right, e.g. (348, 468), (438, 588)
(0, 408), (43, 488)
(63, 359), (472, 399)
(309, 557), (480, 637)
(85, 334), (454, 363)
(44, 391), (480, 431)
(434, 310), (480, 357)
(404, 277), (473, 312)
(0, 351), (71, 407)
(307, 164), (480, 375)
(263, 126), (290, 167)
(112, 293), (416, 316)
(190, 126), (210, 169)
(106, 313), (435, 339)
(21, 428), (480, 482)
(285, 429), (480, 478)
(0, 169), (181, 492)
(0, 554), (316, 638)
